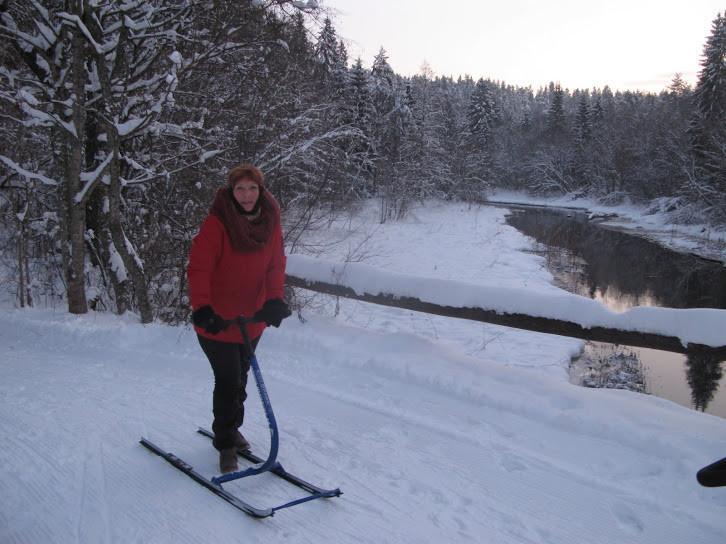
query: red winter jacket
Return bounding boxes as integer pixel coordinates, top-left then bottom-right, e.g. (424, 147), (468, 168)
(187, 207), (286, 343)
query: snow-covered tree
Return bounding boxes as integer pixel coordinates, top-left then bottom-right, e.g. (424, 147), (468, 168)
(314, 17), (343, 84)
(368, 47), (414, 220)
(668, 73), (690, 97)
(575, 93), (592, 144)
(689, 11), (726, 219)
(546, 83), (568, 139)
(467, 78), (495, 147)
(371, 47), (395, 89)
(0, 0), (326, 320)
(460, 78), (496, 198)
(339, 58), (376, 194)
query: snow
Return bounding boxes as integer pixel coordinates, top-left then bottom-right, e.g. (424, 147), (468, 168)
(115, 117), (145, 137)
(1, 201), (724, 543)
(108, 240), (128, 282)
(199, 149), (222, 163)
(75, 154), (113, 204)
(19, 88), (40, 106)
(56, 13), (105, 55)
(168, 51), (182, 66)
(287, 254), (726, 348)
(19, 101), (77, 137)
(0, 155), (58, 186)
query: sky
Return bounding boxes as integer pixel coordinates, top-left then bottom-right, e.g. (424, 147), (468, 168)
(325, 0), (724, 92)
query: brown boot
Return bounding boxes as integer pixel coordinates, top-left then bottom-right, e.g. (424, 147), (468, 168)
(219, 448), (238, 473)
(234, 430), (251, 452)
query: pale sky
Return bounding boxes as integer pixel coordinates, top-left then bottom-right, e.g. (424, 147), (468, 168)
(325, 0), (724, 92)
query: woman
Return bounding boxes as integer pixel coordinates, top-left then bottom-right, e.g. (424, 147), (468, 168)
(187, 164), (290, 473)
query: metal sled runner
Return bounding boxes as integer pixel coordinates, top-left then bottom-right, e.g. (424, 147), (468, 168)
(140, 316), (342, 517)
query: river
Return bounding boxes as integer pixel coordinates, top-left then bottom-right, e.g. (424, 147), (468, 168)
(503, 204), (726, 418)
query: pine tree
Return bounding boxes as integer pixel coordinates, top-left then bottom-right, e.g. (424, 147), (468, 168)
(546, 83), (568, 139)
(287, 11), (315, 68)
(591, 97), (605, 128)
(689, 11), (726, 218)
(668, 73), (690, 97)
(369, 48), (397, 178)
(314, 17), (343, 85)
(458, 78), (496, 198)
(467, 79), (495, 147)
(693, 13), (726, 121)
(338, 39), (348, 68)
(691, 14), (726, 173)
(371, 47), (395, 90)
(340, 58), (376, 195)
(575, 94), (592, 144)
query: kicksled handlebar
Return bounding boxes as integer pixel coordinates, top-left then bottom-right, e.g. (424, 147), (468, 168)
(221, 315), (264, 327)
(219, 315), (265, 356)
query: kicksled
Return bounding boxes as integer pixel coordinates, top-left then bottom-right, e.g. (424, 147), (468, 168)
(140, 315), (342, 518)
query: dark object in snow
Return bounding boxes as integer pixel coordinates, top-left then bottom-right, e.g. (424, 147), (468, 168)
(697, 457), (726, 488)
(140, 315), (342, 517)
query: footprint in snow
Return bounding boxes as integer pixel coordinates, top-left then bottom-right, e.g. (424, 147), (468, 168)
(610, 501), (644, 534)
(500, 456), (528, 473)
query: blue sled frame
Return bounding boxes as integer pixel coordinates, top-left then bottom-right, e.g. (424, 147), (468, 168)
(140, 316), (342, 518)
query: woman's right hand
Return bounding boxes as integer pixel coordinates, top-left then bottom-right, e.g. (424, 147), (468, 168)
(192, 305), (226, 334)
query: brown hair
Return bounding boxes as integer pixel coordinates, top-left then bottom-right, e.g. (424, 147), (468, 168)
(227, 163), (264, 188)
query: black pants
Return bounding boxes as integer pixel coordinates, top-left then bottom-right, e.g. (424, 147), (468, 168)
(197, 334), (260, 450)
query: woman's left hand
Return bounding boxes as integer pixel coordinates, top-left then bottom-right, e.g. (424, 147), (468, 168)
(254, 299), (291, 327)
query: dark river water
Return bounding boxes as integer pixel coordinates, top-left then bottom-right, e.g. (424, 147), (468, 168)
(503, 205), (726, 418)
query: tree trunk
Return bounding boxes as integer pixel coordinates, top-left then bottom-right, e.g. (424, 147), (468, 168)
(17, 217), (27, 308)
(63, 137), (88, 315)
(87, 185), (130, 313)
(106, 136), (153, 323)
(88, 8), (153, 324)
(63, 20), (89, 315)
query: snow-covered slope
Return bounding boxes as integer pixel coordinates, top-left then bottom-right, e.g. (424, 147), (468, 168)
(1, 202), (724, 543)
(0, 308), (724, 543)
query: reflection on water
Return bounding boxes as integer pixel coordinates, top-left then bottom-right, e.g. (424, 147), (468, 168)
(505, 207), (726, 417)
(686, 351), (725, 412)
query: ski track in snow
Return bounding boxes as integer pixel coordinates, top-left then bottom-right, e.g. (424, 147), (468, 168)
(1, 202), (724, 543)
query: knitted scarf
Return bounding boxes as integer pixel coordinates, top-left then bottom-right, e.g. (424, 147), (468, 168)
(210, 187), (280, 253)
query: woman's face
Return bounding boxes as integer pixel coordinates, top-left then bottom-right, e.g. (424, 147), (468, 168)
(232, 179), (260, 212)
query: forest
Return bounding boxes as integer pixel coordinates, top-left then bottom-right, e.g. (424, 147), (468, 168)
(1, 1), (724, 322)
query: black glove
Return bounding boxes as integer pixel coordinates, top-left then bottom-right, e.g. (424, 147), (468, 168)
(254, 298), (291, 327)
(192, 305), (226, 335)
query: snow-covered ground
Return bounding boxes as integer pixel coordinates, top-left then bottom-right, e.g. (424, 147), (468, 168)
(1, 202), (724, 543)
(488, 190), (726, 264)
